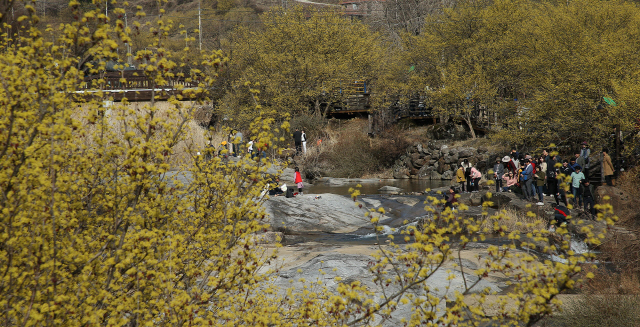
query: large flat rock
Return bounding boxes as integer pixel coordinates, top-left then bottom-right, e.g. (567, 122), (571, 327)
(265, 245), (502, 326)
(264, 194), (372, 233)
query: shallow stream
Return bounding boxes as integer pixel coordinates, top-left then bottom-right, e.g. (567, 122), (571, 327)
(306, 178), (448, 195)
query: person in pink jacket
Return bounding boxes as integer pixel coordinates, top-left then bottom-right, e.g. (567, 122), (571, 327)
(502, 171), (518, 192)
(470, 166), (482, 192)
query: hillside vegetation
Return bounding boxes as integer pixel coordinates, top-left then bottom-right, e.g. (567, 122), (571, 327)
(10, 0), (638, 155)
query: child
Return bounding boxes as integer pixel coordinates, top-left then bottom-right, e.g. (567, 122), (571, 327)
(294, 167), (304, 196)
(456, 165), (466, 193)
(444, 187), (457, 211)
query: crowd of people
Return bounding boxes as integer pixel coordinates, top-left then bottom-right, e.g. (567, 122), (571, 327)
(451, 142), (616, 217)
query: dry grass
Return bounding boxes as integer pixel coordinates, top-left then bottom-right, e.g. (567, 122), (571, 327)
(549, 294), (640, 327)
(583, 265), (640, 295)
(479, 208), (547, 234)
(612, 166), (640, 227)
(590, 167), (640, 294)
(297, 118), (412, 178)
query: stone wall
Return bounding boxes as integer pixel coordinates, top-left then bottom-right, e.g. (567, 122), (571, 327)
(392, 140), (497, 180)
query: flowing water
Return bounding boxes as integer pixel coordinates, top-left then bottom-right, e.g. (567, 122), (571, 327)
(306, 179), (448, 195)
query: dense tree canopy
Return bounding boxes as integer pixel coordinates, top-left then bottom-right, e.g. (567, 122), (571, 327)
(220, 6), (385, 128)
(402, 0), (640, 150)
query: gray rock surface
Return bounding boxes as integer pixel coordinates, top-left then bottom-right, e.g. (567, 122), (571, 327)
(441, 170), (454, 180)
(379, 185), (403, 193)
(280, 168), (296, 182)
(270, 252), (501, 326)
(264, 194), (372, 233)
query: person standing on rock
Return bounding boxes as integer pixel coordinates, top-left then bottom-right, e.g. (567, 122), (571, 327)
(582, 180), (596, 216)
(558, 160), (572, 206)
(494, 157), (506, 193)
(456, 164), (467, 193)
(292, 128), (303, 156)
(571, 167), (585, 207)
(603, 148), (614, 186)
(521, 159), (534, 202)
(462, 159), (472, 192)
(470, 166), (482, 192)
(234, 130), (243, 157)
(539, 156), (548, 195)
(580, 141), (591, 174)
(546, 159), (559, 204)
(294, 167), (304, 196)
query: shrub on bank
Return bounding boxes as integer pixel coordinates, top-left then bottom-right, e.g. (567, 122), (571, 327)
(550, 295), (640, 327)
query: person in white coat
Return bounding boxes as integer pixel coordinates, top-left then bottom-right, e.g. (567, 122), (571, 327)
(301, 130), (307, 154)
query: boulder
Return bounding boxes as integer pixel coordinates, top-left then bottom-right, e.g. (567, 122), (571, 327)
(393, 168), (410, 179)
(416, 143), (424, 154)
(280, 168), (296, 182)
(429, 170), (442, 180)
(403, 156), (413, 168)
(379, 185), (403, 193)
(441, 170), (454, 180)
(437, 157), (447, 174)
(264, 194), (373, 233)
(326, 178), (345, 186)
(458, 147), (476, 158)
(481, 192), (512, 209)
(449, 152), (459, 163)
(469, 193), (483, 206)
(418, 166), (433, 179)
(413, 158), (427, 168)
(444, 154), (453, 164)
(427, 140), (440, 151)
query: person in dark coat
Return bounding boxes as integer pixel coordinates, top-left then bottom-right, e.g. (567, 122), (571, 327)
(582, 180), (596, 216)
(494, 157), (506, 192)
(292, 128), (303, 156)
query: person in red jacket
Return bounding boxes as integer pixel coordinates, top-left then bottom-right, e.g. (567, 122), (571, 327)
(294, 167), (304, 196)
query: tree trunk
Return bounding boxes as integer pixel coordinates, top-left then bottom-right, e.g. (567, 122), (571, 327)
(314, 98), (323, 117)
(464, 116), (477, 139)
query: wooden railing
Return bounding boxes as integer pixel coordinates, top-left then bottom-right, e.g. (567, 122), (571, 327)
(78, 70), (202, 101)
